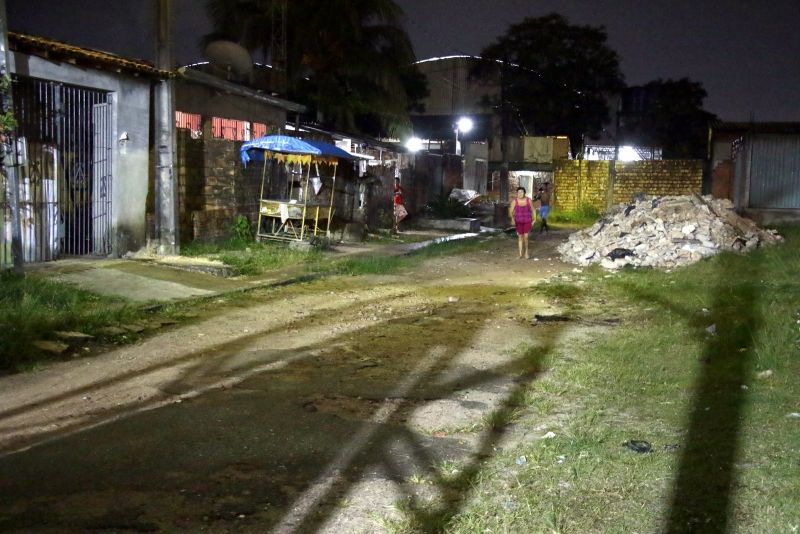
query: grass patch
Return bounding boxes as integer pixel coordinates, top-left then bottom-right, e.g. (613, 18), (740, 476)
(549, 203), (601, 226)
(183, 238), (322, 275)
(0, 273), (144, 371)
(389, 226), (800, 533)
(311, 235), (488, 276)
(320, 255), (411, 276)
(535, 281), (586, 305)
(408, 235), (488, 259)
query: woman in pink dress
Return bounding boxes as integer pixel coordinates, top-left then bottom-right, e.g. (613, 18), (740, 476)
(509, 186), (535, 259)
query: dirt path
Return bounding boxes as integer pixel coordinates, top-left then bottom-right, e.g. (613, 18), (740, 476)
(0, 231), (599, 533)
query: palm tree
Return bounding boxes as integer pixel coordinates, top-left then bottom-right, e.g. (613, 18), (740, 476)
(204, 0), (427, 137)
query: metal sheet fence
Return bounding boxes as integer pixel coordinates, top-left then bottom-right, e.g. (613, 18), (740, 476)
(1, 76), (111, 266)
(748, 135), (800, 209)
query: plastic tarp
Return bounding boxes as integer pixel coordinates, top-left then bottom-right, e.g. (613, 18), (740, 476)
(240, 135), (321, 165)
(302, 139), (359, 160)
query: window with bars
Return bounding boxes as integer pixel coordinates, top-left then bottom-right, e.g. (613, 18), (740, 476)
(175, 113), (270, 141)
(212, 117), (248, 140)
(175, 111), (202, 139)
(212, 118), (269, 141)
(175, 111), (201, 131)
(252, 122), (268, 138)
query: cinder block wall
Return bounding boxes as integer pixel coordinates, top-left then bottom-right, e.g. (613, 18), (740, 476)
(614, 160), (703, 204)
(553, 160), (703, 212)
(553, 160), (610, 211)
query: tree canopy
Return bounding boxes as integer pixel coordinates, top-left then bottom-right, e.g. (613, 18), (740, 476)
(472, 13), (625, 153)
(204, 0), (427, 137)
(620, 78), (717, 159)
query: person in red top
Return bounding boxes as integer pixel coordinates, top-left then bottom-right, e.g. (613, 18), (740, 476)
(509, 186), (535, 258)
(393, 177), (407, 233)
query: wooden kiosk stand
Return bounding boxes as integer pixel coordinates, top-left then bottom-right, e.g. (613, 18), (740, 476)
(240, 135), (355, 243)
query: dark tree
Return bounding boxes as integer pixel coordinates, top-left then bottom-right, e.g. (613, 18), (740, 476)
(472, 13), (625, 154)
(204, 0), (427, 137)
(620, 78), (717, 159)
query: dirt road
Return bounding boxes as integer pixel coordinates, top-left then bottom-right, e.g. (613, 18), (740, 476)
(0, 231), (596, 533)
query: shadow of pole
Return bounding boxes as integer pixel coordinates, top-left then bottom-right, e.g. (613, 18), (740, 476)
(284, 334), (555, 534)
(664, 256), (762, 533)
(395, 349), (549, 533)
(616, 253), (764, 533)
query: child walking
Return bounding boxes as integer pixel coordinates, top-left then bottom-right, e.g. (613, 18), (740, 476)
(509, 187), (536, 259)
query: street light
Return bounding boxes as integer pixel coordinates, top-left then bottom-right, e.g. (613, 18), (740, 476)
(454, 117), (473, 156)
(405, 136), (423, 153)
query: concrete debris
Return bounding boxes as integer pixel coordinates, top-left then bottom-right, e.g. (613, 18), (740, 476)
(32, 340), (69, 354)
(53, 331), (94, 341)
(96, 326), (128, 336)
(449, 188), (481, 204)
(756, 369), (774, 380)
(558, 195), (782, 269)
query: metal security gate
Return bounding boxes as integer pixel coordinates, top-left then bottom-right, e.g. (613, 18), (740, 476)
(0, 77), (112, 266)
(92, 103), (112, 255)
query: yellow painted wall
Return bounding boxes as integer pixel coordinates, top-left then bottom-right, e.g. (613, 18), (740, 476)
(553, 160), (703, 211)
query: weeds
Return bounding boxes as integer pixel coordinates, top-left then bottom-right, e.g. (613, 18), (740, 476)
(0, 273), (141, 371)
(549, 203), (601, 226)
(394, 226), (800, 533)
(183, 238), (321, 275)
(310, 236), (486, 276)
(426, 194), (472, 219)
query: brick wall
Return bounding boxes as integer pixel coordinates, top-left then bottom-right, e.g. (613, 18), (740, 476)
(553, 159), (703, 211)
(553, 160), (610, 211)
(711, 160), (734, 200)
(175, 130), (205, 241)
(614, 160), (703, 204)
(175, 131), (261, 243)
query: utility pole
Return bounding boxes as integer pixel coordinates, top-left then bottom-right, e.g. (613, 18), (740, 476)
(154, 0), (178, 255)
(0, 0), (23, 273)
(497, 57), (510, 226)
(270, 0), (287, 93)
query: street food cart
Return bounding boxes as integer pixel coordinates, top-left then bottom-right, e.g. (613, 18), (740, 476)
(240, 135), (355, 242)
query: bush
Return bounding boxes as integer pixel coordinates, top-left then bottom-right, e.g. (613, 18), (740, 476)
(426, 194), (471, 219)
(230, 215), (253, 241)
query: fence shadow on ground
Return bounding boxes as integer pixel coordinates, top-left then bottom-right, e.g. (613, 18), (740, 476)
(0, 282), (568, 534)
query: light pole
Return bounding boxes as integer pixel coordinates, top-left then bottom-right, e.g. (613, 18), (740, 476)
(454, 117), (473, 156)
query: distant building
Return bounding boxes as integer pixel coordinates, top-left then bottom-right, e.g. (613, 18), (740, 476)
(711, 122), (800, 223)
(411, 55), (574, 195)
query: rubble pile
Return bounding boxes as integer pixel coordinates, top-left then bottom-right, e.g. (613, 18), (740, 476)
(558, 194), (782, 269)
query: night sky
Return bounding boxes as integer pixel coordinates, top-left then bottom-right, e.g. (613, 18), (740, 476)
(6, 0), (800, 122)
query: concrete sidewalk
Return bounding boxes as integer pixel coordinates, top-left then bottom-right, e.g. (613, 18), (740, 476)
(23, 230), (483, 303)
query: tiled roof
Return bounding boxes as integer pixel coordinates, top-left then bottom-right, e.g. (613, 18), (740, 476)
(9, 31), (171, 78)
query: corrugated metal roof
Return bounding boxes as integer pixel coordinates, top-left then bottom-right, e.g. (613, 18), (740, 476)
(714, 122), (800, 135)
(9, 32), (171, 78)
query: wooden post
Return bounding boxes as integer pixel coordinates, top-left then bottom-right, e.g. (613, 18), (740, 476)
(326, 162), (337, 236)
(256, 155), (268, 239)
(300, 162), (310, 240)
